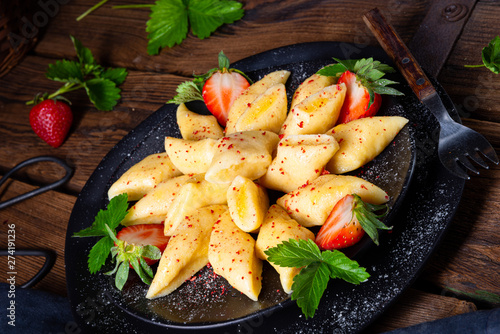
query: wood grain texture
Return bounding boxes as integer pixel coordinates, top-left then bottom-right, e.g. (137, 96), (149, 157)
(0, 179), (76, 296)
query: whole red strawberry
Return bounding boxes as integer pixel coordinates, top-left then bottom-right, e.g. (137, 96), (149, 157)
(29, 99), (73, 148)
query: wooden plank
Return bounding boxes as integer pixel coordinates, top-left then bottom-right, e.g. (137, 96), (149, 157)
(408, 0), (478, 77)
(0, 55), (181, 193)
(437, 2), (500, 124)
(31, 0), (429, 75)
(367, 288), (477, 333)
(0, 179), (76, 296)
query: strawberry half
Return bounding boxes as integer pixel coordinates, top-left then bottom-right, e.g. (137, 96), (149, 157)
(336, 70), (382, 124)
(202, 70), (250, 126)
(169, 51), (251, 127)
(116, 224), (170, 266)
(29, 99), (73, 148)
(315, 194), (390, 250)
(316, 57), (403, 124)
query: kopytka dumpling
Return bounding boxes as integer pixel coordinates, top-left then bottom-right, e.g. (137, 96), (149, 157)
(260, 134), (339, 193)
(277, 174), (389, 227)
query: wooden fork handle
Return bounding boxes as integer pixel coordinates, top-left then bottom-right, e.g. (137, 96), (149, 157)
(363, 8), (437, 102)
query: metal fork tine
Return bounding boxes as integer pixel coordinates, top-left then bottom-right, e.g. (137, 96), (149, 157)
(479, 143), (499, 165)
(457, 155), (480, 175)
(441, 157), (470, 180)
(468, 149), (490, 170)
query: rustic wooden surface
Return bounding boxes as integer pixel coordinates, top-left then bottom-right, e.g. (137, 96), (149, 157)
(0, 0), (499, 333)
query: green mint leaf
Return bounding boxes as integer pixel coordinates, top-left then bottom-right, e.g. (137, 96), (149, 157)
(70, 35), (96, 65)
(146, 0), (189, 55)
(264, 238), (322, 268)
(84, 78), (122, 111)
(115, 261), (130, 290)
(99, 67), (128, 85)
(88, 236), (114, 274)
(73, 193), (128, 237)
(46, 60), (84, 83)
(168, 80), (204, 104)
(188, 0), (244, 39)
(291, 261), (330, 319)
(321, 250), (370, 285)
(482, 35), (500, 74)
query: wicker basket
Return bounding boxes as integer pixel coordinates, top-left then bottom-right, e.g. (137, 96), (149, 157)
(0, 1), (40, 78)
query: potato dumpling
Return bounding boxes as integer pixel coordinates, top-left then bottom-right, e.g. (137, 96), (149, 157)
(208, 211), (263, 301)
(326, 116), (409, 174)
(255, 205), (315, 294)
(226, 70), (291, 134)
(233, 83), (288, 134)
(260, 134), (339, 193)
(176, 103), (224, 140)
(227, 175), (269, 233)
(147, 205), (227, 299)
(205, 130), (280, 184)
(164, 174), (229, 236)
(108, 153), (182, 201)
(280, 83), (346, 136)
(277, 174), (389, 227)
(165, 137), (217, 174)
(290, 70), (337, 110)
(121, 174), (191, 226)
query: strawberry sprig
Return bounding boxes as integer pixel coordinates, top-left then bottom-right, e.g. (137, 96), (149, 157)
(317, 57), (403, 109)
(265, 238), (370, 319)
(26, 35), (128, 111)
(103, 224), (161, 290)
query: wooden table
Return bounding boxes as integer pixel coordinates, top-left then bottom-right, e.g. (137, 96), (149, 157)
(1, 0), (498, 332)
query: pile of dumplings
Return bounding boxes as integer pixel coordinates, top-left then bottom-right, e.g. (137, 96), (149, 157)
(107, 68), (409, 301)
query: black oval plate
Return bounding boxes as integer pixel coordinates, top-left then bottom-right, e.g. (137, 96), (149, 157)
(65, 42), (465, 334)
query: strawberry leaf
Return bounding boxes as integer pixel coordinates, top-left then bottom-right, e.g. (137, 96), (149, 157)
(46, 60), (84, 83)
(84, 78), (122, 111)
(482, 35), (500, 74)
(146, 0), (244, 55)
(71, 35), (96, 65)
(188, 0), (244, 39)
(99, 67), (128, 85)
(115, 261), (130, 290)
(146, 0), (189, 55)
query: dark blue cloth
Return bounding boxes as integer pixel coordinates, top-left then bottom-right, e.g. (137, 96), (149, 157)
(0, 283), (75, 333)
(383, 307), (500, 334)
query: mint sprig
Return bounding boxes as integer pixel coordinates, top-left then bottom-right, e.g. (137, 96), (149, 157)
(317, 57), (403, 108)
(265, 238), (370, 319)
(27, 35), (128, 110)
(73, 193), (129, 274)
(465, 36), (500, 74)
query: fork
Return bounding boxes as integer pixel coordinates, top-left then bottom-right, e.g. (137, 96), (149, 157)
(363, 8), (499, 179)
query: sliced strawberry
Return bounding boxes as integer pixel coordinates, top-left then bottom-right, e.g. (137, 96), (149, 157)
(336, 70), (381, 124)
(168, 51), (251, 127)
(316, 58), (403, 125)
(116, 224), (170, 265)
(315, 194), (390, 250)
(202, 70), (250, 126)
